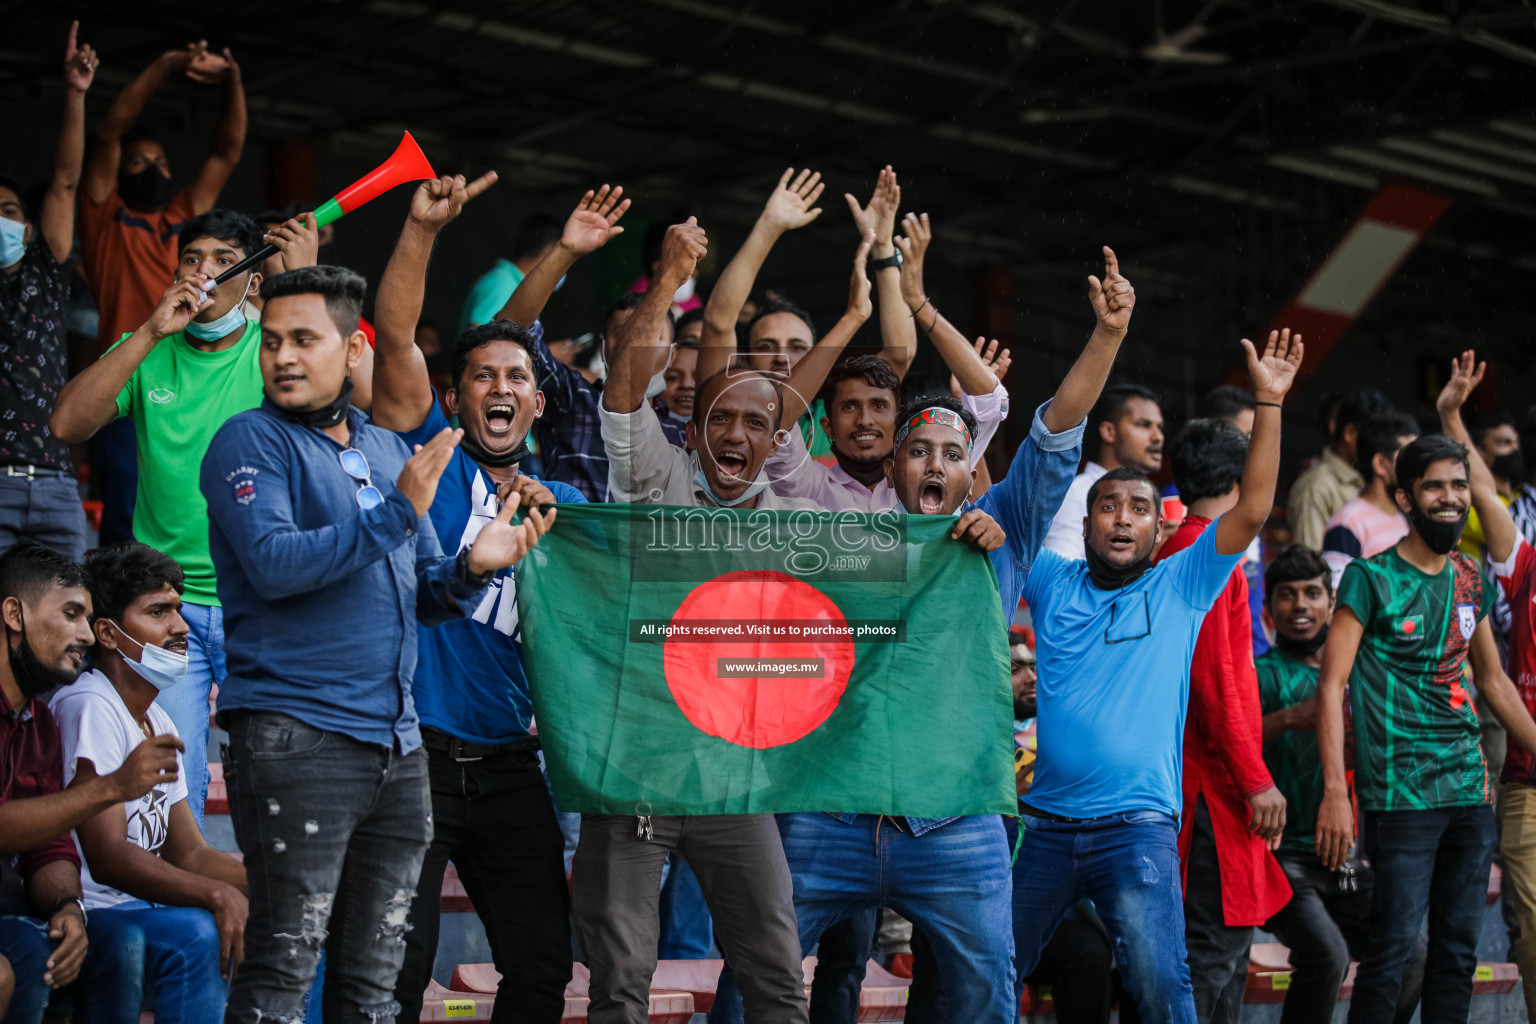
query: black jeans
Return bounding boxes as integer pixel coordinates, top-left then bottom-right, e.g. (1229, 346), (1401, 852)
(1349, 805), (1495, 1024)
(1266, 850), (1424, 1024)
(1183, 799), (1249, 1024)
(905, 906), (1113, 1024)
(393, 744), (571, 1024)
(223, 711), (432, 1024)
(808, 910), (877, 1024)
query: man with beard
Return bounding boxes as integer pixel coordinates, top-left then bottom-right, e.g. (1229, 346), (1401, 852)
(1011, 329), (1301, 1024)
(1322, 412), (1419, 587)
(1041, 380), (1165, 561)
(0, 541), (182, 1023)
(77, 40), (247, 547)
(51, 543), (249, 1023)
(369, 172), (586, 1024)
(1314, 417), (1536, 1024)
(1257, 544), (1424, 1024)
(199, 265), (551, 1022)
(1436, 350), (1536, 1021)
(1154, 418), (1290, 1024)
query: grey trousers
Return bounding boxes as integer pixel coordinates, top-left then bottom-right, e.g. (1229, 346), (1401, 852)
(572, 813), (807, 1024)
(0, 472), (86, 561)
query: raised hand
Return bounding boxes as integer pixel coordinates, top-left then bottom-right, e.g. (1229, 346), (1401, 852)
(845, 230), (875, 322)
(1435, 349), (1486, 418)
(146, 277), (215, 340)
(561, 184), (630, 255)
(409, 172), (499, 233)
(845, 166), (901, 245)
(467, 495), (557, 575)
(63, 22), (98, 93)
(1241, 327), (1305, 403)
(951, 337), (1011, 399)
(266, 212), (320, 273)
(1086, 246), (1135, 334)
(396, 428), (463, 517)
(657, 217), (708, 288)
(762, 168), (825, 233)
(894, 211), (931, 310)
(183, 42), (232, 84)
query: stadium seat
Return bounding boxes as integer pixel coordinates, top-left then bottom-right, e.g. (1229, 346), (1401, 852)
(798, 956), (909, 1022)
(1019, 982), (1056, 1016)
(458, 963), (694, 1023)
(420, 979), (495, 1022)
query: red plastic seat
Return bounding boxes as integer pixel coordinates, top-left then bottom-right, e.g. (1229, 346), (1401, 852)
(460, 963), (694, 1023)
(420, 979), (494, 1022)
(206, 762), (228, 815)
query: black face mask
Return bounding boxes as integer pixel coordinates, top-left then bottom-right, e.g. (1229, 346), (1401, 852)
(119, 167), (176, 211)
(459, 431), (531, 469)
(7, 612), (81, 701)
(283, 378), (354, 430)
(1085, 541), (1154, 591)
(1492, 451), (1527, 486)
(1277, 623), (1330, 660)
(1408, 501), (1468, 556)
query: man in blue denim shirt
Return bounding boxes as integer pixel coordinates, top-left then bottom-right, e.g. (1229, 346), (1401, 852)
(199, 266), (552, 1023)
(1013, 329), (1302, 1024)
(712, 247), (1137, 1024)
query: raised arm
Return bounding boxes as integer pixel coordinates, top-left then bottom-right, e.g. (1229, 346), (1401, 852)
(698, 168), (824, 383)
(895, 212), (1007, 397)
(845, 166), (913, 378)
(40, 23), (96, 263)
(603, 218), (707, 414)
(1214, 328), (1304, 556)
(776, 232), (874, 426)
(1314, 605), (1362, 870)
(50, 274), (214, 444)
(372, 171), (498, 431)
(1437, 350), (1518, 565)
(185, 49), (246, 214)
(1039, 247), (1138, 435)
(83, 44), (201, 203)
(499, 185), (630, 328)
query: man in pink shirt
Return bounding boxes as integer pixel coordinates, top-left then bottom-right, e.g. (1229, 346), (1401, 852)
(1321, 410), (1418, 586)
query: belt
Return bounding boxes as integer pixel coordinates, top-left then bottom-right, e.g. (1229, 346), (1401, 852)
(3, 464), (72, 479)
(1018, 803), (1090, 824)
(420, 727), (539, 762)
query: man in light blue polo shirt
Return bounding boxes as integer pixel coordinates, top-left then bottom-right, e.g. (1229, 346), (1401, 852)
(1012, 328), (1303, 1024)
(456, 212), (562, 334)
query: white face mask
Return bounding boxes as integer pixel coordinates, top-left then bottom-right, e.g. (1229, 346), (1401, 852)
(111, 621), (189, 692)
(184, 275), (250, 341)
(672, 276), (696, 305)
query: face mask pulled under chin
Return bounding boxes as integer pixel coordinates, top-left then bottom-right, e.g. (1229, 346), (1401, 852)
(672, 277), (696, 305)
(119, 166), (176, 210)
(111, 621), (189, 692)
(6, 612), (81, 700)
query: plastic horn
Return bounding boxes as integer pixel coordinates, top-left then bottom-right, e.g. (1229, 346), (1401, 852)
(211, 131), (437, 286)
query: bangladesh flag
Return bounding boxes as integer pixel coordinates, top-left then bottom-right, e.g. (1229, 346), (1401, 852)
(514, 503), (1015, 818)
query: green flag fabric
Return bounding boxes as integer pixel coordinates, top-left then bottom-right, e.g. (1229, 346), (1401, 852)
(515, 503), (1015, 818)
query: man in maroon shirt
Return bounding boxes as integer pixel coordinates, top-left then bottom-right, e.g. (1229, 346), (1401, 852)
(1156, 419), (1291, 1023)
(0, 540), (179, 1021)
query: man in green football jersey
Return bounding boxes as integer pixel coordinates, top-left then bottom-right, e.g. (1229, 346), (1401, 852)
(1315, 434), (1536, 1024)
(1257, 544), (1422, 1024)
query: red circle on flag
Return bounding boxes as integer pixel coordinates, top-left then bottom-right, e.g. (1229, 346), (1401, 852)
(1403, 619), (1417, 634)
(663, 570), (854, 749)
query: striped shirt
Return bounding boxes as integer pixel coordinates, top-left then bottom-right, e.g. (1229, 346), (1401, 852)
(1322, 495), (1408, 588)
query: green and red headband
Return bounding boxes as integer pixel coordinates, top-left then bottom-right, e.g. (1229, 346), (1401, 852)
(894, 406), (973, 453)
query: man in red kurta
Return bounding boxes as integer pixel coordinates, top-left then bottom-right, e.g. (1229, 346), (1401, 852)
(1157, 417), (1292, 1023)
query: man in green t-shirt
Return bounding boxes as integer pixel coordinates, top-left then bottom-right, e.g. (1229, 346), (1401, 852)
(455, 213), (561, 335)
(50, 208), (308, 829)
(1257, 544), (1422, 1024)
(1315, 434), (1536, 1023)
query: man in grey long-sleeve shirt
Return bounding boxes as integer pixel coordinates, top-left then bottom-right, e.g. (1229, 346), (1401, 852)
(199, 265), (551, 1022)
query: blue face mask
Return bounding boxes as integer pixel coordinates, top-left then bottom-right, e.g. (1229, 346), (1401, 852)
(554, 273), (567, 292)
(110, 621), (189, 692)
(691, 451), (769, 508)
(0, 218), (26, 270)
(184, 274), (250, 341)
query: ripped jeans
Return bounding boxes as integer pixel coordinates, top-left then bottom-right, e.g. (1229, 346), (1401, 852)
(1012, 809), (1195, 1024)
(222, 711), (432, 1024)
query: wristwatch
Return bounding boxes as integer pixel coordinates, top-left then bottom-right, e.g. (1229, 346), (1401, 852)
(868, 250), (903, 272)
(454, 547), (496, 589)
(51, 896), (87, 923)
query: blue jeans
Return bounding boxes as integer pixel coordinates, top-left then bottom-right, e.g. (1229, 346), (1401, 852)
(72, 902), (227, 1024)
(1012, 809), (1195, 1024)
(0, 913), (144, 1024)
(1349, 804), (1496, 1024)
(155, 600), (224, 828)
(90, 416), (136, 547)
(0, 472), (87, 562)
(711, 813), (1015, 1024)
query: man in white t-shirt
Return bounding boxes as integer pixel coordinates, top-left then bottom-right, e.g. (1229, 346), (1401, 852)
(50, 543), (247, 1022)
(1042, 383), (1164, 560)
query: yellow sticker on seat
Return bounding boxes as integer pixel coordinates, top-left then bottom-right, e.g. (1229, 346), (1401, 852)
(1272, 973), (1291, 990)
(1475, 966), (1494, 981)
(444, 999), (477, 1018)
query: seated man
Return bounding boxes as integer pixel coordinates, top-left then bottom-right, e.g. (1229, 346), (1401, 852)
(1257, 544), (1423, 1024)
(1014, 329), (1302, 1024)
(0, 540), (181, 1024)
(50, 543), (248, 1023)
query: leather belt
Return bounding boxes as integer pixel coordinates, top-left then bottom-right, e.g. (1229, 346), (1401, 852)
(420, 727), (539, 762)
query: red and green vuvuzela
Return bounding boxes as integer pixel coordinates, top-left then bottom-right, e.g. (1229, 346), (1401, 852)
(514, 504), (1016, 817)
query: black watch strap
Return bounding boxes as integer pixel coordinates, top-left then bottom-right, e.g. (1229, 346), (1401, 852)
(51, 896), (87, 922)
(868, 250), (903, 271)
(454, 547), (496, 589)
